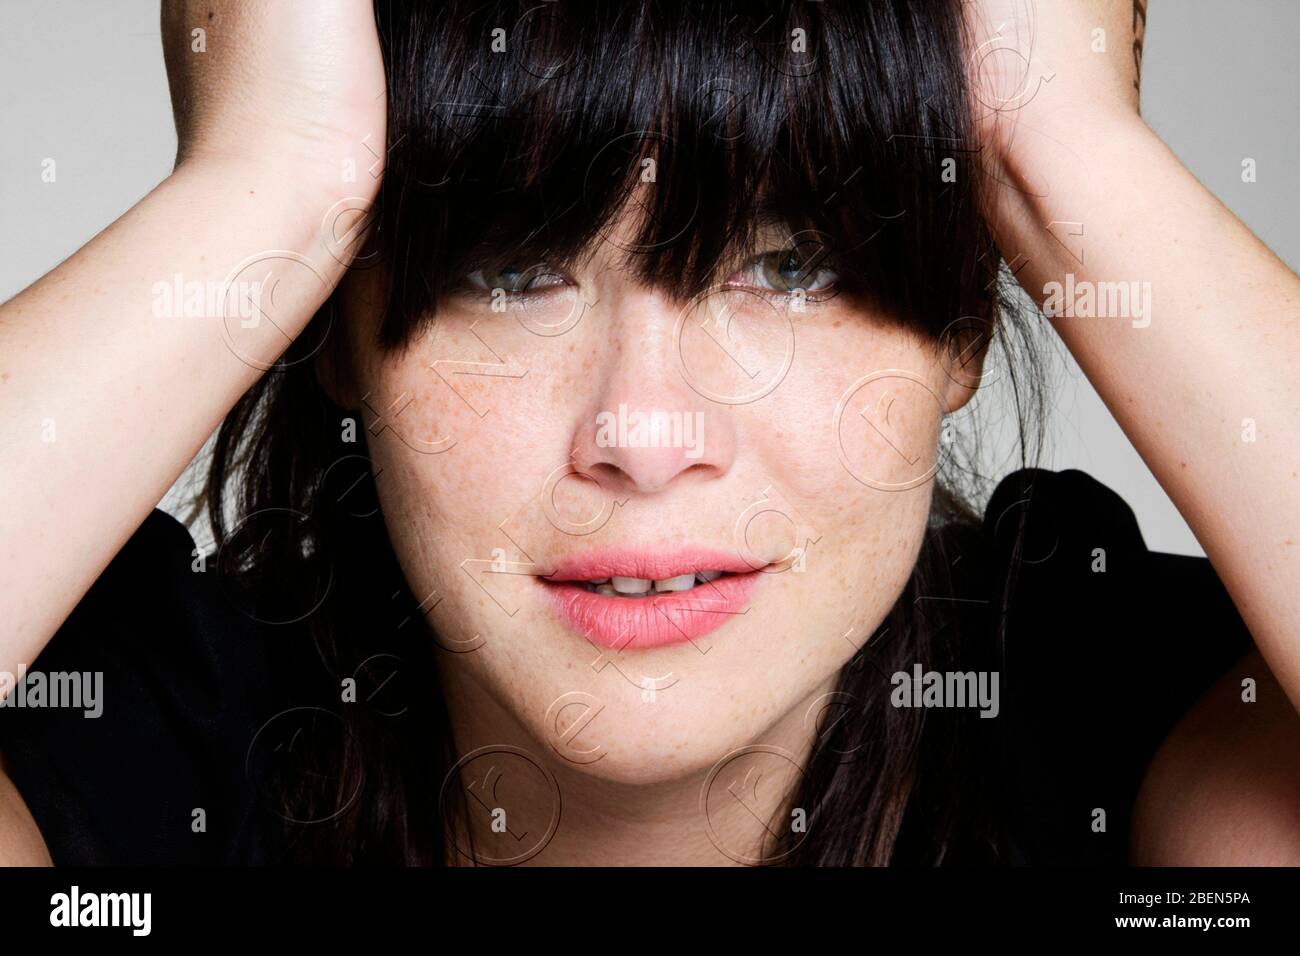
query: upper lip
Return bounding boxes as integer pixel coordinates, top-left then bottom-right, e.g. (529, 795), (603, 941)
(542, 547), (766, 583)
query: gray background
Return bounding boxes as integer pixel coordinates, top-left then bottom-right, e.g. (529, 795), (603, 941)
(2, 0), (1297, 556)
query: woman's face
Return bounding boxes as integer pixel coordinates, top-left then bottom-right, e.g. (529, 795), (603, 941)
(334, 211), (977, 789)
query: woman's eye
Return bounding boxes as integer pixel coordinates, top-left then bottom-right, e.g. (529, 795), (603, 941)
(729, 250), (839, 295)
(464, 265), (569, 294)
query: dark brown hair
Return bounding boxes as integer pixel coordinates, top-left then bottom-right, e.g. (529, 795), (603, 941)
(201, 0), (1044, 865)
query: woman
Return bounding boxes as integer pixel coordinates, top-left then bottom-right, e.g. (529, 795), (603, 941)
(0, 0), (1296, 866)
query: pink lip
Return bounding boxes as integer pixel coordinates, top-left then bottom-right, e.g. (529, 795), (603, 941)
(539, 547), (764, 650)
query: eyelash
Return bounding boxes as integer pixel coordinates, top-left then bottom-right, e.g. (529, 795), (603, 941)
(462, 266), (569, 297)
(457, 250), (841, 302)
(723, 250), (840, 299)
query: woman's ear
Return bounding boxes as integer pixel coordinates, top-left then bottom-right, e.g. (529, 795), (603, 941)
(939, 317), (993, 413)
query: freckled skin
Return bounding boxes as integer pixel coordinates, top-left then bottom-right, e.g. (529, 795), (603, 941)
(333, 232), (977, 789)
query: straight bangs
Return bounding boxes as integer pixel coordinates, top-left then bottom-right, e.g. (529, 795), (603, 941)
(371, 0), (996, 348)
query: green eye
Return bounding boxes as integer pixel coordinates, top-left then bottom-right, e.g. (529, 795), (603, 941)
(739, 249), (839, 294)
(483, 266), (529, 292)
(465, 265), (569, 294)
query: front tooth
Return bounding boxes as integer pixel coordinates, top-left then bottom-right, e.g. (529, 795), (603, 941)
(611, 576), (652, 595)
(696, 570), (724, 583)
(596, 584), (618, 596)
(587, 578), (609, 585)
(654, 574), (697, 592)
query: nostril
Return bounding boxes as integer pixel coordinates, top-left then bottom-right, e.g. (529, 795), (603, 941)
(576, 462), (626, 486)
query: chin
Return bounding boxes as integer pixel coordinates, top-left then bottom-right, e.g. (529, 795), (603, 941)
(536, 696), (762, 788)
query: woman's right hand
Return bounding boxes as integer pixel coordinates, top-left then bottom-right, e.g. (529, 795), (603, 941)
(162, 0), (387, 203)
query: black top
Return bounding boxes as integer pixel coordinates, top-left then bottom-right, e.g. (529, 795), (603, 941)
(0, 469), (1253, 866)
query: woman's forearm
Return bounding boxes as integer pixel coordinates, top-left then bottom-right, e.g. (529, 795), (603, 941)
(0, 159), (349, 673)
(986, 111), (1300, 709)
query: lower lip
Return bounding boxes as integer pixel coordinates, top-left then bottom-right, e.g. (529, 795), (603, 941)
(540, 573), (760, 650)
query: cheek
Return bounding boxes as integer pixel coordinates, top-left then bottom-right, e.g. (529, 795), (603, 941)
(768, 312), (950, 492)
(358, 309), (563, 521)
(749, 312), (948, 544)
(740, 315), (948, 644)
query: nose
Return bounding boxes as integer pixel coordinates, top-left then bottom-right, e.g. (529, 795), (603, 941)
(569, 287), (737, 496)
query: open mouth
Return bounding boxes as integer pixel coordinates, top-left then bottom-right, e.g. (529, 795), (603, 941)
(568, 570), (735, 597)
(537, 550), (765, 650)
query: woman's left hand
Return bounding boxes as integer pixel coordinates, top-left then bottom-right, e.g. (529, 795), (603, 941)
(966, 1), (1300, 722)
